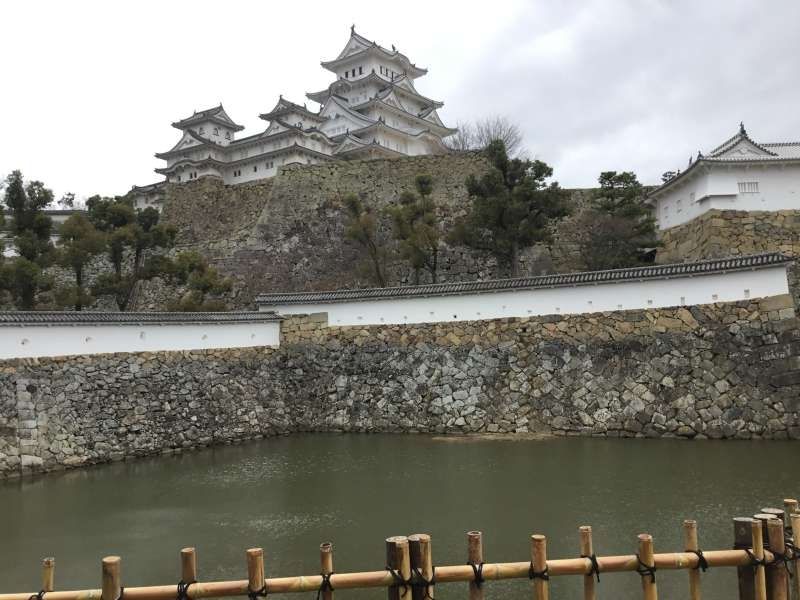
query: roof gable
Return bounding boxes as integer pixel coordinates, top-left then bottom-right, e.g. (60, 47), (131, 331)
(712, 137), (776, 159)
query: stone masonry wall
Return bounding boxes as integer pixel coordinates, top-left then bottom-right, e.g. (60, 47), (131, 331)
(2, 295), (799, 479)
(657, 209), (800, 308)
(139, 154), (591, 310)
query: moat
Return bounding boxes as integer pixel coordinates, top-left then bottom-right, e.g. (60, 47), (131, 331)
(1, 434), (796, 599)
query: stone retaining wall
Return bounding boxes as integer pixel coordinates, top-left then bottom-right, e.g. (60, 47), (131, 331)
(2, 295), (799, 479)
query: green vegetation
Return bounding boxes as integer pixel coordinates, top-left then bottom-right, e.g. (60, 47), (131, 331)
(163, 251), (231, 312)
(56, 213), (107, 310)
(342, 193), (389, 287)
(87, 196), (176, 311)
(387, 174), (442, 284)
(449, 140), (570, 277)
(0, 171), (56, 309)
(576, 171), (659, 271)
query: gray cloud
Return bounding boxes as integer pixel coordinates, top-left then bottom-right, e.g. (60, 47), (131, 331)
(1, 0), (798, 197)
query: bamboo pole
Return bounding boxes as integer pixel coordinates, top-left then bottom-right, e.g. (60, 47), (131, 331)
(246, 549), (265, 595)
(408, 534), (433, 600)
(735, 517), (756, 600)
(386, 536), (411, 600)
(42, 558), (55, 593)
(579, 526), (596, 600)
(752, 519), (768, 600)
(683, 520), (701, 600)
(766, 519), (788, 600)
(181, 549), (197, 583)
(467, 531), (484, 600)
(531, 535), (549, 600)
(638, 534), (657, 600)
(791, 514), (800, 600)
(0, 548), (783, 600)
(319, 543), (333, 600)
(101, 557), (121, 600)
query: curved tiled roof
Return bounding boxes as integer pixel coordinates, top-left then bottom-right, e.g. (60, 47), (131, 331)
(0, 311), (281, 326)
(256, 253), (791, 305)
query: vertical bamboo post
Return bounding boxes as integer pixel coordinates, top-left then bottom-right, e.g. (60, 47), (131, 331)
(683, 520), (701, 600)
(791, 514), (800, 600)
(41, 558), (55, 593)
(579, 526), (596, 600)
(735, 517), (756, 600)
(101, 557), (121, 600)
(246, 548), (265, 594)
(319, 542), (334, 600)
(386, 536), (411, 600)
(752, 519), (768, 600)
(767, 518), (788, 600)
(467, 531), (484, 600)
(755, 513), (778, 600)
(181, 548), (197, 583)
(638, 534), (657, 600)
(531, 534), (549, 600)
(409, 534), (434, 600)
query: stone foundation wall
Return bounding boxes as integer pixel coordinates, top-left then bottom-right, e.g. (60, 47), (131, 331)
(657, 208), (800, 308)
(2, 295), (799, 479)
(140, 154), (591, 310)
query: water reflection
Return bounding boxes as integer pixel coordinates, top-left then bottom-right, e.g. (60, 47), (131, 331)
(1, 434), (796, 599)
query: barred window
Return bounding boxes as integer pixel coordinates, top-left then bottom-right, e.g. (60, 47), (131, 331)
(738, 181), (759, 193)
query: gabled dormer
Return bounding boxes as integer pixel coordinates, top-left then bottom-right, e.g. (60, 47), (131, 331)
(707, 123), (779, 159)
(171, 104), (244, 145)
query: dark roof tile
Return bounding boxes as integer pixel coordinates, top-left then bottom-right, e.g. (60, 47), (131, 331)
(255, 253), (791, 305)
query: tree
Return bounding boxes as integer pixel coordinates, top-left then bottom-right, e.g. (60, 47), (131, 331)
(87, 197), (176, 310)
(388, 174), (442, 284)
(1, 171), (56, 309)
(446, 116), (525, 157)
(57, 213), (107, 310)
(449, 140), (570, 277)
(342, 193), (388, 287)
(576, 171), (659, 271)
(163, 251), (232, 311)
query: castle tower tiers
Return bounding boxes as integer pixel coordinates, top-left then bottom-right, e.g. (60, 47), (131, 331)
(147, 28), (456, 188)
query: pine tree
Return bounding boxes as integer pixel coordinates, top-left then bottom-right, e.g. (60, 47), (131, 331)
(388, 174), (441, 284)
(449, 140), (570, 277)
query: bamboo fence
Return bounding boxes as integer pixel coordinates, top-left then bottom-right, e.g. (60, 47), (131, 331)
(2, 498), (798, 600)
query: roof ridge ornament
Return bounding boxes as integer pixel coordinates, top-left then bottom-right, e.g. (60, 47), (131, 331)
(740, 121), (747, 135)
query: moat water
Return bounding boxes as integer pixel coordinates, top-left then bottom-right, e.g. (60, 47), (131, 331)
(1, 434), (796, 599)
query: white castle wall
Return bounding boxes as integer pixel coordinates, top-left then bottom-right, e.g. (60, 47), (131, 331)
(0, 320), (281, 360)
(257, 265), (791, 326)
(657, 164), (800, 229)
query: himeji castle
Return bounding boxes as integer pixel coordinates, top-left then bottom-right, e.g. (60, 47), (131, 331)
(142, 27), (455, 195)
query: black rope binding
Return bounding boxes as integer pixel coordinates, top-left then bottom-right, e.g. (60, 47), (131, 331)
(315, 572), (334, 600)
(386, 567), (410, 595)
(635, 555), (657, 583)
(528, 562), (549, 581)
(28, 591), (45, 600)
(411, 566), (436, 600)
(743, 548), (767, 569)
(768, 551), (794, 578)
(467, 561), (485, 587)
(246, 584), (267, 600)
(689, 549), (709, 572)
(176, 580), (195, 600)
(581, 553), (601, 582)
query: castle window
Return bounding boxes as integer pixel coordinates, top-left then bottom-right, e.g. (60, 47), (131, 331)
(225, 132), (231, 140)
(359, 66), (363, 75)
(344, 71), (349, 78)
(253, 165), (258, 172)
(199, 127), (204, 134)
(738, 181), (759, 193)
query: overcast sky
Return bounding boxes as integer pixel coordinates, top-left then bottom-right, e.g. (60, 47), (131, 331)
(2, 0), (799, 200)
